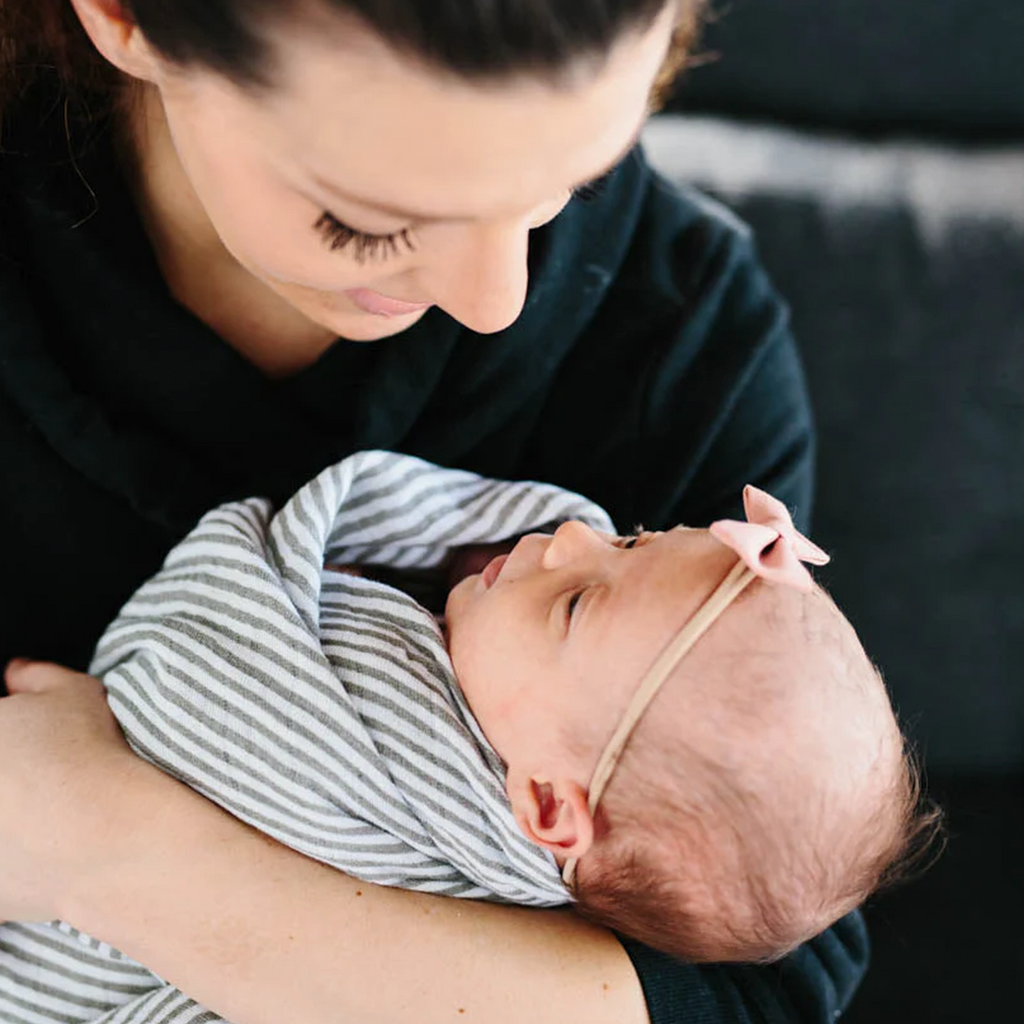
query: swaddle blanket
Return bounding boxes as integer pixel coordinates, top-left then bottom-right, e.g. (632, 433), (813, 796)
(0, 451), (614, 1024)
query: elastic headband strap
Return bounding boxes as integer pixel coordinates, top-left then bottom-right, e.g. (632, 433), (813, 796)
(561, 559), (756, 888)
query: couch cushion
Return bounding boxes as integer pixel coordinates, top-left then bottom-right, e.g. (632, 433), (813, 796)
(671, 0), (1024, 140)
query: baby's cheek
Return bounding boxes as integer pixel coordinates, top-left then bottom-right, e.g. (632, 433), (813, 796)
(443, 574), (477, 636)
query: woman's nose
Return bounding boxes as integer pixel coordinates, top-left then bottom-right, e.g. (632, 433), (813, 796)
(418, 219), (531, 334)
(542, 520), (603, 570)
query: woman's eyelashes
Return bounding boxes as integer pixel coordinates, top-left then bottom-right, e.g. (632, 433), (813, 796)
(314, 211), (416, 262)
(315, 170), (615, 257)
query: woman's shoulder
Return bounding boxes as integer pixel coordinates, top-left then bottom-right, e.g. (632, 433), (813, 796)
(626, 143), (762, 298)
(512, 147), (809, 532)
(547, 140), (755, 273)
(536, 141), (766, 347)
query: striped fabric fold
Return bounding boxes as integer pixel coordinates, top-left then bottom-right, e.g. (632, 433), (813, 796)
(0, 450), (614, 1023)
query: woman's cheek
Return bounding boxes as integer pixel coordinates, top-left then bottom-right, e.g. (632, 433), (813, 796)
(207, 190), (366, 291)
(166, 112), (358, 291)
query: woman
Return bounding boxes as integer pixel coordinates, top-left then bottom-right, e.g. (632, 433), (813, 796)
(0, 2), (868, 1022)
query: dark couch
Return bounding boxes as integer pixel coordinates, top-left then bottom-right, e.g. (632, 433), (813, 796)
(643, 2), (1024, 1020)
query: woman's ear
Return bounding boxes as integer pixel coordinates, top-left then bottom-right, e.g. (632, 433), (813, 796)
(509, 773), (594, 860)
(69, 0), (161, 81)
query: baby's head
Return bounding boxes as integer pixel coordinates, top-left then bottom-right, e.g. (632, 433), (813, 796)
(445, 487), (940, 962)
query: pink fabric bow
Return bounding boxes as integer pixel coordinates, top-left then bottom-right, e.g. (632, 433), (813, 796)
(708, 485), (829, 592)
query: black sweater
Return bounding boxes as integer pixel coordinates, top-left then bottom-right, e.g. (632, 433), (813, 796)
(0, 88), (867, 1024)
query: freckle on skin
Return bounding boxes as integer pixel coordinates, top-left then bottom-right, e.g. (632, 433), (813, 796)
(602, 983), (609, 992)
(355, 890), (362, 896)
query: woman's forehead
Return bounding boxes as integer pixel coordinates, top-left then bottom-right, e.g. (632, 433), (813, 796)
(237, 4), (676, 219)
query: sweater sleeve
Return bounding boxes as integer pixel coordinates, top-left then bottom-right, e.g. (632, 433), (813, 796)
(620, 911), (869, 1024)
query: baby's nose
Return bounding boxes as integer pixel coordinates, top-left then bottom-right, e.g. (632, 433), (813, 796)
(542, 520), (602, 569)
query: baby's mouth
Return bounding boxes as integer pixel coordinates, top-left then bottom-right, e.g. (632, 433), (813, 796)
(481, 554), (509, 589)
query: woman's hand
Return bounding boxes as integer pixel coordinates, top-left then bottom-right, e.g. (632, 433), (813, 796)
(0, 660), (138, 922)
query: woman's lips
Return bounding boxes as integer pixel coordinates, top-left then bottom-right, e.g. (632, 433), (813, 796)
(481, 554), (509, 589)
(346, 287), (432, 317)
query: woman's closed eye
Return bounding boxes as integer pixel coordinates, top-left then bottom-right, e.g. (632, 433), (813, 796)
(316, 167), (616, 260)
(314, 211), (417, 262)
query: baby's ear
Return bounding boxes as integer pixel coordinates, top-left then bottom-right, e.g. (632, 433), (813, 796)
(508, 771), (594, 859)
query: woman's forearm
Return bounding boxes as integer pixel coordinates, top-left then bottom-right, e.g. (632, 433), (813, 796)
(68, 759), (648, 1024)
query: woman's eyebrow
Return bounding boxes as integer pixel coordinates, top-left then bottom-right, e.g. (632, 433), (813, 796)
(307, 117), (647, 224)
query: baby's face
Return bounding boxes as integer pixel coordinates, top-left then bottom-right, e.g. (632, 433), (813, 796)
(445, 521), (737, 795)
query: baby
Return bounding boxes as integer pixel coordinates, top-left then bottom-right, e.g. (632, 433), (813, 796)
(446, 491), (925, 962)
(0, 451), (934, 1024)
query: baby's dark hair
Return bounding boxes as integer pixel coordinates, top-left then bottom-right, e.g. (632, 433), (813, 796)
(570, 581), (945, 963)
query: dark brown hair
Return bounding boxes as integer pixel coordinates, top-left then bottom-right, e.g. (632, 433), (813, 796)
(0, 0), (704, 128)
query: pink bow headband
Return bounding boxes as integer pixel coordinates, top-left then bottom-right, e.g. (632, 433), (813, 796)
(562, 486), (829, 888)
(707, 485), (829, 592)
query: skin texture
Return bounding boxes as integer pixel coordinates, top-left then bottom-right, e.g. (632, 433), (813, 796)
(446, 523), (736, 860)
(0, 4), (684, 1023)
(72, 0), (676, 374)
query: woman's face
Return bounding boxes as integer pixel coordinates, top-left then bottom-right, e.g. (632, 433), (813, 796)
(133, 4), (677, 341)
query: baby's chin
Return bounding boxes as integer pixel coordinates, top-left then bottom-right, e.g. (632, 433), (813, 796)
(442, 573), (478, 646)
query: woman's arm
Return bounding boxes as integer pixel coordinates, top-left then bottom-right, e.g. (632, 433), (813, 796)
(0, 660), (868, 1024)
(0, 661), (647, 1024)
(83, 786), (643, 1024)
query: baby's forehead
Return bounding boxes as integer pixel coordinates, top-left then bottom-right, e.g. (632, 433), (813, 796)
(606, 540), (835, 685)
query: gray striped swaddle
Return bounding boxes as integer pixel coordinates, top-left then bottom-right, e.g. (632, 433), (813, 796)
(0, 451), (614, 1024)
